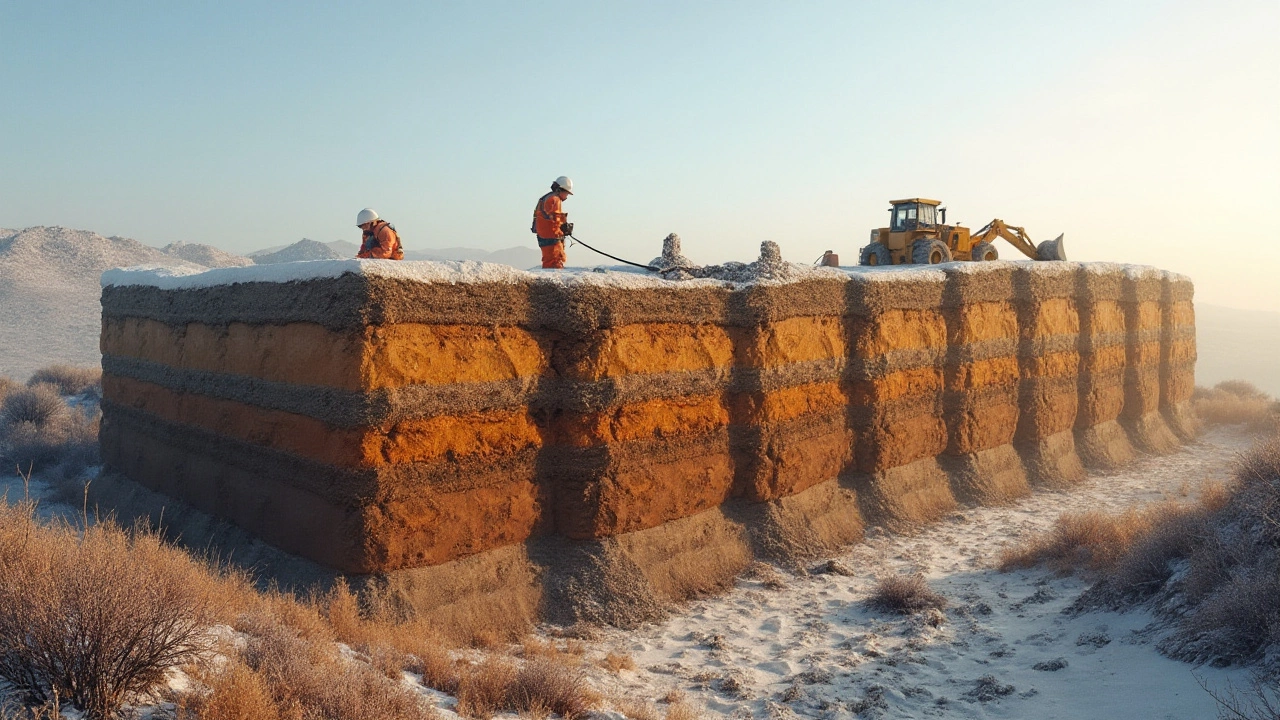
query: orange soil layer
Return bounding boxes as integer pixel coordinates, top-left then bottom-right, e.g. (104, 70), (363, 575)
(850, 309), (946, 355)
(730, 382), (848, 426)
(102, 316), (549, 390)
(1023, 299), (1079, 338)
(1130, 302), (1163, 330)
(1022, 351), (1080, 380)
(949, 302), (1017, 345)
(1081, 345), (1127, 371)
(946, 356), (1020, 392)
(557, 323), (734, 380)
(732, 315), (846, 367)
(1088, 302), (1127, 334)
(1169, 301), (1195, 327)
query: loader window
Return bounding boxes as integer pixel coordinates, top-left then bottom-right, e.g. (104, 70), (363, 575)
(918, 204), (937, 226)
(891, 205), (918, 232)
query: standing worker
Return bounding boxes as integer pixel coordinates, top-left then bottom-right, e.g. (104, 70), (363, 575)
(532, 176), (573, 268)
(355, 208), (404, 260)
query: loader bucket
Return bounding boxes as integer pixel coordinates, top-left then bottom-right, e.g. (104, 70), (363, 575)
(1035, 234), (1066, 261)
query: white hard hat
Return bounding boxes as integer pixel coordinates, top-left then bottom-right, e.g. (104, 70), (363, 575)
(356, 208), (380, 226)
(553, 176), (573, 194)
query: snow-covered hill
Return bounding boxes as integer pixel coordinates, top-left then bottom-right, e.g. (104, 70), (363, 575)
(251, 238), (345, 264)
(0, 227), (202, 381)
(160, 241), (253, 268)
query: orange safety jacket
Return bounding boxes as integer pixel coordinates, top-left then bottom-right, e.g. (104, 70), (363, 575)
(532, 192), (566, 246)
(357, 220), (403, 260)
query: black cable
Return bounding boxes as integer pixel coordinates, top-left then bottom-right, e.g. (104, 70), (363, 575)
(567, 234), (660, 271)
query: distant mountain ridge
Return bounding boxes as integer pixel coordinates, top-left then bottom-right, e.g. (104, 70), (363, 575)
(0, 226), (203, 380)
(161, 241), (253, 268)
(250, 238), (345, 265)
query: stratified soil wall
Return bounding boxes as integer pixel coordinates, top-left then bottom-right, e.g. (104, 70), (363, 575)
(99, 260), (1196, 627)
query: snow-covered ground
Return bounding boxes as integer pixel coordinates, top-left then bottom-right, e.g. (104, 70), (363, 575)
(570, 427), (1258, 719)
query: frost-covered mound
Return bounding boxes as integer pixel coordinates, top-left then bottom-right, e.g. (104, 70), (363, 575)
(252, 238), (346, 265)
(160, 241), (253, 268)
(0, 227), (202, 380)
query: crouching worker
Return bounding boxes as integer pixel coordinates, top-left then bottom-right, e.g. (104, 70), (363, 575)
(532, 176), (573, 268)
(355, 208), (404, 260)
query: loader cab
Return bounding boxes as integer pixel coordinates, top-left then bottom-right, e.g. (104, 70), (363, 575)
(889, 198), (941, 232)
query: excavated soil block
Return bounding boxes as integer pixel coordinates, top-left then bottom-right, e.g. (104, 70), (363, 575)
(99, 259), (1197, 625)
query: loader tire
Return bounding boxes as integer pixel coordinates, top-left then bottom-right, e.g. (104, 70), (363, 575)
(971, 242), (998, 262)
(912, 239), (952, 265)
(859, 243), (892, 266)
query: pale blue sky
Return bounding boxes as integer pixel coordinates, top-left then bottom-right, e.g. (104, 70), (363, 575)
(2, 1), (1277, 310)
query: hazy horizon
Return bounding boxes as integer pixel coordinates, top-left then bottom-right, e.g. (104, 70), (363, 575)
(2, 1), (1276, 311)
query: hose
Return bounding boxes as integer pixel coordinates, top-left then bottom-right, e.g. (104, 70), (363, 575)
(567, 234), (661, 272)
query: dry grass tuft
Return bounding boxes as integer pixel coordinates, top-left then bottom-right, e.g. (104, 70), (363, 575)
(0, 503), (235, 719)
(26, 365), (101, 397)
(868, 573), (947, 614)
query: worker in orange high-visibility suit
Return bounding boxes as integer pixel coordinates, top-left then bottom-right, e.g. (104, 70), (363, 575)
(355, 208), (404, 260)
(532, 176), (573, 268)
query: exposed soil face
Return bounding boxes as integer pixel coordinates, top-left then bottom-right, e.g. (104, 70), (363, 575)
(570, 427), (1256, 719)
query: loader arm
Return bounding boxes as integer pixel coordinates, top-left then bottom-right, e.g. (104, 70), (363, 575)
(971, 219), (1040, 260)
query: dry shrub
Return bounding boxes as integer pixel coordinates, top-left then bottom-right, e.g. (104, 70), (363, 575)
(868, 573), (947, 614)
(0, 503), (233, 719)
(0, 384), (66, 428)
(999, 504), (1190, 578)
(0, 377), (17, 405)
(507, 658), (598, 720)
(449, 655), (598, 720)
(407, 643), (462, 694)
(664, 698), (704, 720)
(1063, 432), (1280, 667)
(176, 657), (279, 720)
(27, 365), (101, 397)
(611, 694), (703, 720)
(0, 697), (64, 720)
(454, 657), (518, 719)
(612, 697), (661, 720)
(0, 383), (99, 478)
(238, 612), (435, 720)
(1167, 435), (1280, 664)
(599, 651), (635, 673)
(1194, 381), (1276, 428)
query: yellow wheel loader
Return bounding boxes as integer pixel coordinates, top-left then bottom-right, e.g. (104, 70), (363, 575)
(857, 198), (1066, 266)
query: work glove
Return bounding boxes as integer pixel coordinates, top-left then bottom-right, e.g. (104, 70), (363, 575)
(560, 222), (574, 236)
